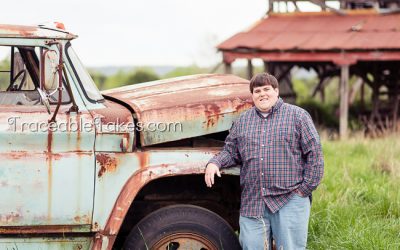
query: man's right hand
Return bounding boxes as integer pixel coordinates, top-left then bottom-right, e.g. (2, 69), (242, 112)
(205, 163), (221, 188)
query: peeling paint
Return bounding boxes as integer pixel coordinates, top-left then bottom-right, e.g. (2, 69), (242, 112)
(0, 212), (22, 223)
(97, 154), (118, 177)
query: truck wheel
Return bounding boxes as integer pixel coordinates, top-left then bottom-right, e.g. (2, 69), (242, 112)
(123, 204), (241, 250)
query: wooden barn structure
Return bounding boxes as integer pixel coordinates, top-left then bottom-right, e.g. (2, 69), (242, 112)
(217, 10), (400, 138)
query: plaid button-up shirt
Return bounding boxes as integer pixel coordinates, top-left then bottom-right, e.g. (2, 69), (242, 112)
(209, 98), (324, 217)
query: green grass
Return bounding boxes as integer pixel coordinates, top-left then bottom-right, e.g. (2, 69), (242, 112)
(308, 134), (400, 249)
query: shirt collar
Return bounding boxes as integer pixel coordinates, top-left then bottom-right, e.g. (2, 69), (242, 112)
(254, 97), (284, 117)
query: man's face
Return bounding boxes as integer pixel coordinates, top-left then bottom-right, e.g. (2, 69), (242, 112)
(252, 85), (279, 112)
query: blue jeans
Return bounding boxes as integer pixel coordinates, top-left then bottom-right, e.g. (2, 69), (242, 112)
(239, 194), (311, 250)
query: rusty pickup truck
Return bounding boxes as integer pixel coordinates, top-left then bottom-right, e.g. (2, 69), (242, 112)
(0, 23), (252, 249)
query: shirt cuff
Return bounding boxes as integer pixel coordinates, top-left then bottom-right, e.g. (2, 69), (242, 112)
(207, 159), (222, 169)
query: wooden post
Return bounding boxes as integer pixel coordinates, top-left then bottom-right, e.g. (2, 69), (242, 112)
(340, 64), (349, 139)
(224, 62), (232, 74)
(263, 61), (269, 73)
(247, 59), (253, 80)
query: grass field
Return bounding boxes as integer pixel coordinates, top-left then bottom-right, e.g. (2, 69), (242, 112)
(308, 134), (400, 249)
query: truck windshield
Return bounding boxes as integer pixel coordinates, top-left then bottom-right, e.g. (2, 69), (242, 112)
(65, 44), (104, 102)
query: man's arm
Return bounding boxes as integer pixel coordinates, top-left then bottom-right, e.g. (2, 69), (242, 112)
(297, 111), (324, 197)
(205, 120), (242, 187)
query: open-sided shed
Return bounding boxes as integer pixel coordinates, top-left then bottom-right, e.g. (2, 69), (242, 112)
(218, 10), (400, 138)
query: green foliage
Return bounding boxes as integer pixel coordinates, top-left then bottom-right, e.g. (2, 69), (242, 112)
(298, 99), (339, 129)
(89, 70), (107, 90)
(163, 65), (208, 78)
(103, 70), (130, 89)
(308, 135), (400, 249)
(92, 68), (160, 90)
(92, 65), (214, 90)
(233, 66), (264, 79)
(125, 68), (159, 85)
(292, 76), (319, 103)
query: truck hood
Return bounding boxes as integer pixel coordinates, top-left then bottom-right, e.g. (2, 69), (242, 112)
(102, 74), (253, 146)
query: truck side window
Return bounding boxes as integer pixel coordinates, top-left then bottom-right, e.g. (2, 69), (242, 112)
(0, 45), (70, 106)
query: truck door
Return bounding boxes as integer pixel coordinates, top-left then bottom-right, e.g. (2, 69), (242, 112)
(0, 45), (95, 232)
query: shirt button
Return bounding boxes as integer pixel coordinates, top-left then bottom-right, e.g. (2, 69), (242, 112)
(263, 130), (266, 133)
(261, 158), (263, 161)
(262, 144), (265, 147)
(261, 172), (264, 176)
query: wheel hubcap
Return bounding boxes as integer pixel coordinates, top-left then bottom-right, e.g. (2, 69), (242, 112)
(153, 232), (217, 250)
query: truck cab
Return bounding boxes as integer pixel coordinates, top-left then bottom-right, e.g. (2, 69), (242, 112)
(0, 23), (252, 249)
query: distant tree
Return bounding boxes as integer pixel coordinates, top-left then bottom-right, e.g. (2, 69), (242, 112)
(100, 68), (159, 90)
(89, 71), (107, 90)
(103, 70), (130, 89)
(124, 68), (159, 85)
(163, 65), (207, 78)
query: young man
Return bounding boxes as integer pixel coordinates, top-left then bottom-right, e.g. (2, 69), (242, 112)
(205, 73), (324, 250)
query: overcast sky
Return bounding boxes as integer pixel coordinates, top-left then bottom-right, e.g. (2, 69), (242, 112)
(3, 0), (326, 67)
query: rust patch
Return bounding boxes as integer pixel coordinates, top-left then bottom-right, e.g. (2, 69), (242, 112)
(233, 98), (254, 113)
(204, 103), (222, 128)
(103, 154), (213, 235)
(97, 154), (118, 178)
(90, 100), (132, 124)
(47, 128), (53, 221)
(92, 233), (116, 250)
(0, 212), (22, 223)
(137, 151), (149, 169)
(74, 214), (91, 224)
(0, 225), (84, 234)
(7, 151), (29, 159)
(75, 114), (81, 152)
(47, 127), (53, 153)
(207, 103), (221, 115)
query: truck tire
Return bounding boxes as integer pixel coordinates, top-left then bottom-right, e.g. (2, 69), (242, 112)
(123, 204), (241, 250)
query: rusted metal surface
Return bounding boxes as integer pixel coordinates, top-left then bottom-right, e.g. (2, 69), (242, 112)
(89, 100), (135, 152)
(218, 12), (400, 61)
(96, 153), (118, 178)
(92, 149), (240, 236)
(0, 106), (95, 229)
(92, 233), (116, 250)
(0, 237), (92, 249)
(0, 24), (76, 40)
(102, 74), (253, 146)
(0, 25), (253, 248)
(222, 50), (400, 64)
(0, 225), (91, 234)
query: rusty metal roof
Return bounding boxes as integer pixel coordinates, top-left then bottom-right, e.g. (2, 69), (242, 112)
(218, 11), (400, 51)
(0, 23), (77, 40)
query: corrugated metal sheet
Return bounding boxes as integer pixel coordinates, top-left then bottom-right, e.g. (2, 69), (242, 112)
(218, 12), (400, 51)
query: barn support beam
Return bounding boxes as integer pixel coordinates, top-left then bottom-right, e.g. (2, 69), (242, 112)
(224, 62), (232, 74)
(247, 59), (253, 79)
(339, 64), (350, 139)
(263, 60), (269, 73)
